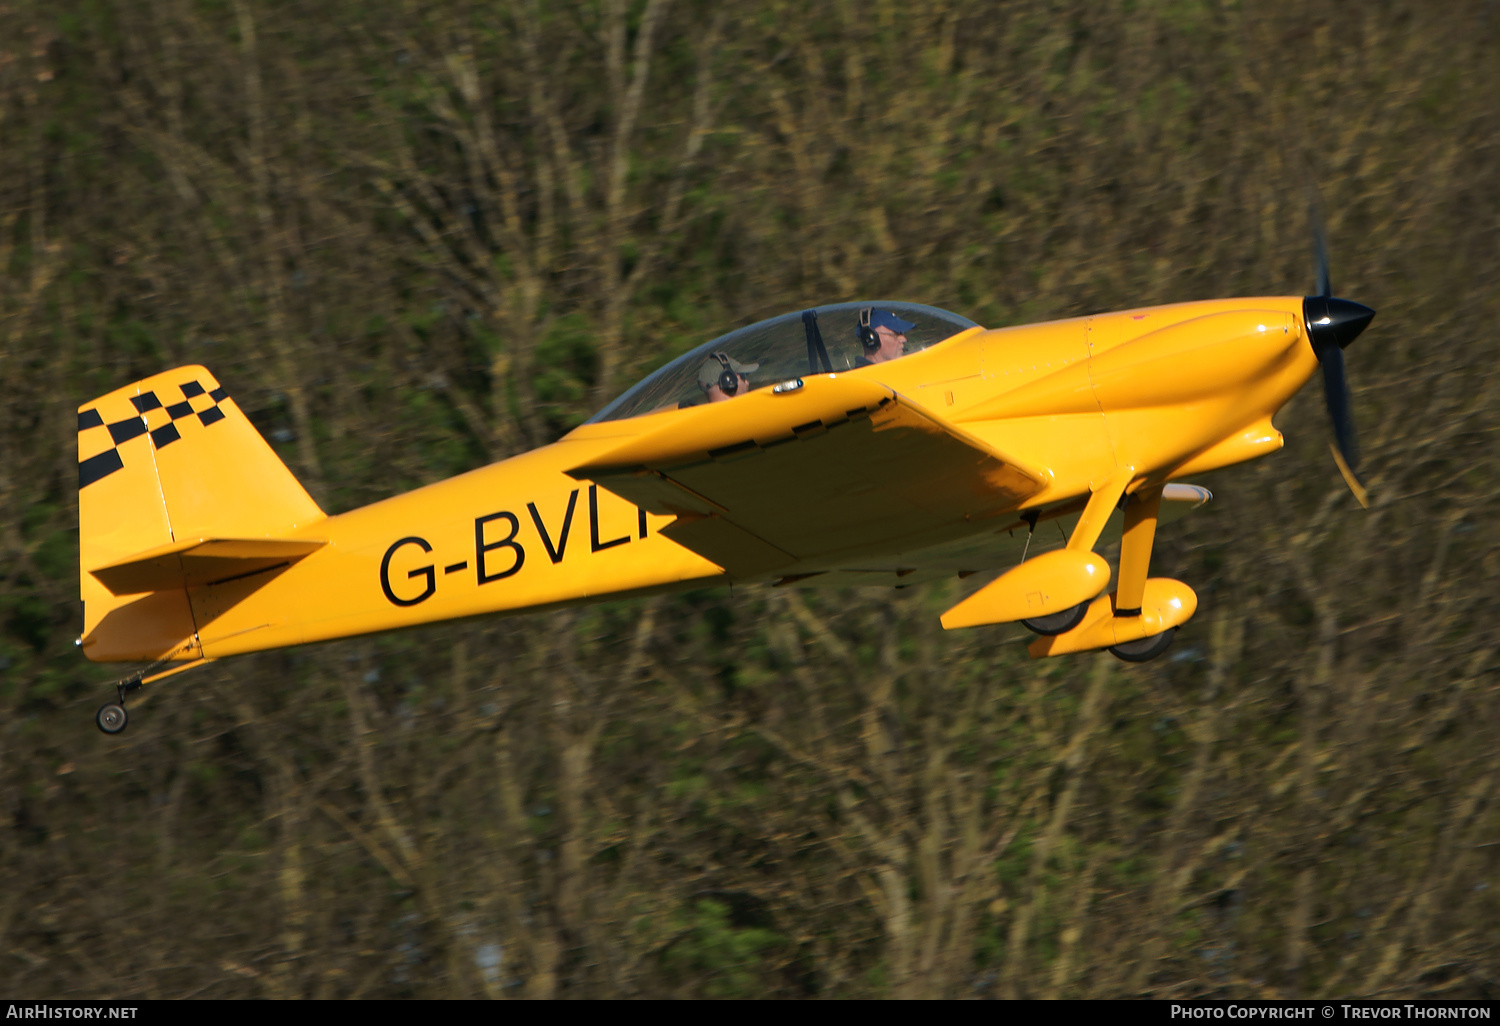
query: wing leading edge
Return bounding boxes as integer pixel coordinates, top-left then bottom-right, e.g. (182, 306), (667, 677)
(567, 376), (1048, 578)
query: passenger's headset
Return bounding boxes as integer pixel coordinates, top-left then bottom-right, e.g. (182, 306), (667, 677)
(857, 308), (879, 351)
(712, 352), (739, 395)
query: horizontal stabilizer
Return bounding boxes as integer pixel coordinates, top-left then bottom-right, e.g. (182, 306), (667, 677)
(90, 537), (326, 596)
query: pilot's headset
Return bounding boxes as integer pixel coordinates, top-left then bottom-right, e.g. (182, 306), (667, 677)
(857, 308), (879, 351)
(713, 352), (739, 395)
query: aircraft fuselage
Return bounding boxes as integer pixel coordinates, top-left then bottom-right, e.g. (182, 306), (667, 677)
(82, 297), (1316, 662)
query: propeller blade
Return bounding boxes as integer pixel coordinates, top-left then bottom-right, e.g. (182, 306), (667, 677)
(1303, 190), (1372, 507)
(1308, 219), (1332, 298)
(1317, 341), (1369, 507)
(1309, 192), (1331, 297)
(1329, 443), (1370, 510)
(1317, 342), (1360, 472)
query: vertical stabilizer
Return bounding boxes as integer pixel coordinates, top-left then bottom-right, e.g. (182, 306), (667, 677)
(77, 366), (325, 661)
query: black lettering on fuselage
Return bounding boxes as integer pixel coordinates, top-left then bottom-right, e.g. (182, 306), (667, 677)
(476, 511), (525, 583)
(381, 536), (436, 607)
(589, 484), (631, 552)
(383, 492), (643, 602)
(527, 489), (579, 564)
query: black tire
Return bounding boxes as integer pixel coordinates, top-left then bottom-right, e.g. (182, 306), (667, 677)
(1109, 627), (1176, 663)
(96, 703), (128, 735)
(1022, 600), (1090, 636)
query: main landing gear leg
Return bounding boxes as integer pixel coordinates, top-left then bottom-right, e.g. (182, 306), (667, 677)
(1019, 474), (1130, 637)
(1023, 482), (1197, 660)
(1110, 484), (1173, 662)
(1066, 474), (1132, 555)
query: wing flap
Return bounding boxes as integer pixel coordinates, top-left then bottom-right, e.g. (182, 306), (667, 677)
(571, 376), (1047, 578)
(90, 537), (326, 595)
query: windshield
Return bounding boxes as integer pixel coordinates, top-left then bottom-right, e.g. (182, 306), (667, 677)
(588, 301), (979, 423)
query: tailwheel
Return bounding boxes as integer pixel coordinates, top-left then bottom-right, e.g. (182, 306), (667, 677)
(96, 702), (129, 735)
(1022, 600), (1090, 636)
(1109, 627), (1176, 663)
(96, 672), (143, 735)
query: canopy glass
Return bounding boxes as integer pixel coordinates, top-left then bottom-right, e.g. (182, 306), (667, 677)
(588, 302), (979, 423)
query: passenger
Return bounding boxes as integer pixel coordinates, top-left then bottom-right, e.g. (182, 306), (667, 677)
(854, 308), (915, 367)
(696, 352), (759, 403)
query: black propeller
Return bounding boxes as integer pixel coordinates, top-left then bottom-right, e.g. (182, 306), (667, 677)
(1302, 206), (1374, 505)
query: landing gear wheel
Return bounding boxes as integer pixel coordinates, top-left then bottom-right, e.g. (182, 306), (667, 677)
(1109, 627), (1176, 663)
(96, 703), (128, 735)
(1022, 601), (1090, 636)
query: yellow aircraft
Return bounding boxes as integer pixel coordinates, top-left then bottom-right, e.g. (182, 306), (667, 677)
(76, 283), (1373, 733)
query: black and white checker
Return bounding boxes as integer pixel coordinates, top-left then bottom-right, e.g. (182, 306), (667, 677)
(78, 380), (231, 489)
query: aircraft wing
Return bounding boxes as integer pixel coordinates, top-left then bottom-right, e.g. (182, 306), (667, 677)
(567, 376), (1047, 578)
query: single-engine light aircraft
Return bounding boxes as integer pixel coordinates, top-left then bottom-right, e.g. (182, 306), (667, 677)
(77, 277), (1373, 734)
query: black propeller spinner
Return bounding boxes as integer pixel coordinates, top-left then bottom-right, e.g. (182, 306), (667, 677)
(1303, 211), (1374, 503)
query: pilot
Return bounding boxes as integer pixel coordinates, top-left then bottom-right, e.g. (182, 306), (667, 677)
(854, 308), (916, 366)
(695, 352), (759, 403)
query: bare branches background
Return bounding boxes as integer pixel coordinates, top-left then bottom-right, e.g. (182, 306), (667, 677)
(1, 0), (1496, 998)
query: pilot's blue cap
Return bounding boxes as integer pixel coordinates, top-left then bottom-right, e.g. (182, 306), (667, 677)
(869, 309), (915, 334)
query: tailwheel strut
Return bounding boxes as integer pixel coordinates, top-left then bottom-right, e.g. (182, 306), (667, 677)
(93, 653), (213, 736)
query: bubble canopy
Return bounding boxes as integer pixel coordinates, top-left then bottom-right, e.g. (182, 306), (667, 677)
(588, 302), (980, 423)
